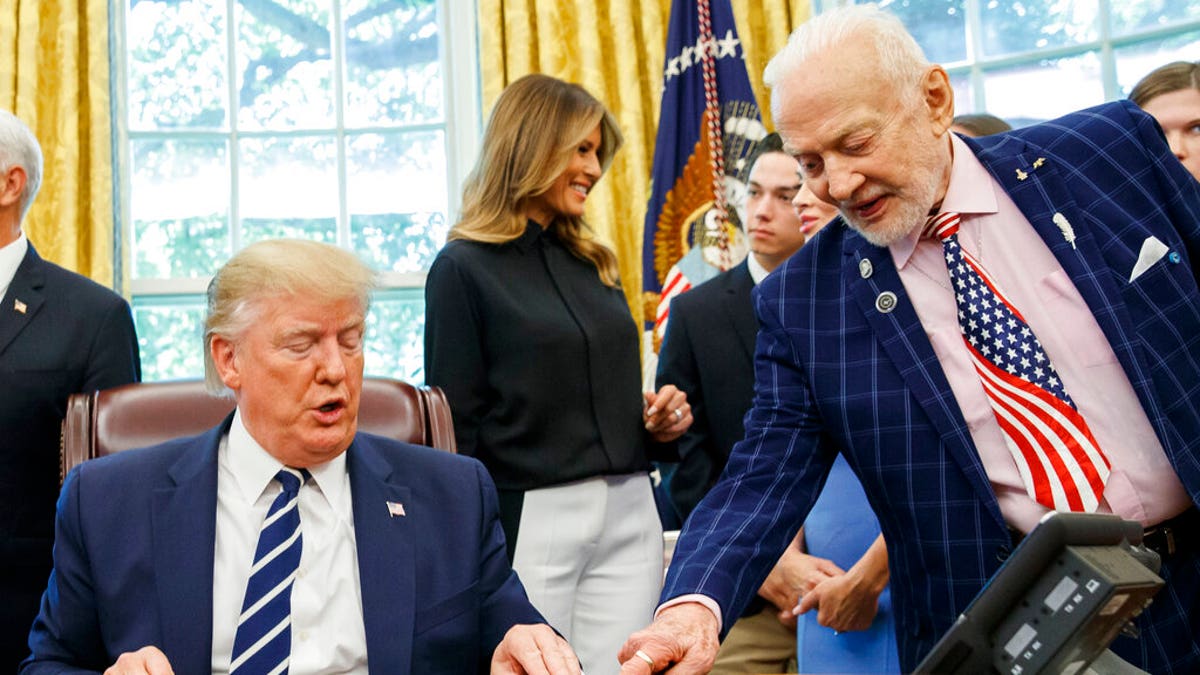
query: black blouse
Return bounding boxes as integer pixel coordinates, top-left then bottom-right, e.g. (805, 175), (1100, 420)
(424, 221), (662, 491)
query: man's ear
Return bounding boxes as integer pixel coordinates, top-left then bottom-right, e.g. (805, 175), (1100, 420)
(923, 65), (955, 137)
(0, 165), (27, 209)
(210, 335), (241, 392)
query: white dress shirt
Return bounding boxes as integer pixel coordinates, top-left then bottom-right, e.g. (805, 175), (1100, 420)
(0, 231), (28, 301)
(211, 411), (369, 674)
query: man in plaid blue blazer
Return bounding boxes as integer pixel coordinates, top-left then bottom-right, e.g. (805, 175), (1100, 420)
(619, 6), (1200, 675)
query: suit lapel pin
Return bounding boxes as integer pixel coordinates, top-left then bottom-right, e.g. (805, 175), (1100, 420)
(875, 291), (897, 313)
(386, 500), (406, 517)
(859, 258), (873, 279)
(1015, 168), (1028, 181)
(1052, 212), (1076, 249)
(1032, 157), (1046, 169)
(14, 299), (26, 314)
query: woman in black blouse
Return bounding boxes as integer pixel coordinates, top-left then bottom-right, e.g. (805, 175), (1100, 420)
(424, 74), (690, 675)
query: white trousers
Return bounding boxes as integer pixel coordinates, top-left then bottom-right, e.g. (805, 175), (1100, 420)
(513, 473), (663, 675)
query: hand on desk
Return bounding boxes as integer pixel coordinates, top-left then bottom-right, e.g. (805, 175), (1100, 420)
(617, 602), (719, 674)
(491, 623), (582, 674)
(103, 646), (174, 675)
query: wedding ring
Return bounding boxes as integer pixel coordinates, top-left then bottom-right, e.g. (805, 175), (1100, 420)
(672, 408), (683, 421)
(634, 649), (656, 669)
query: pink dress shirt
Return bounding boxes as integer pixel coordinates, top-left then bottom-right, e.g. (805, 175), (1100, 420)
(890, 134), (1191, 533)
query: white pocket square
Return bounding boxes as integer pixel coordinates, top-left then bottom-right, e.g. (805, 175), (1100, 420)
(1130, 236), (1169, 283)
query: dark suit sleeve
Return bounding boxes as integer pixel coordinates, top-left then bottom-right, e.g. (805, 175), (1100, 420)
(423, 254), (488, 457)
(656, 299), (719, 521)
(21, 469), (108, 675)
(662, 287), (830, 631)
(80, 297), (141, 391)
(473, 461), (545, 654)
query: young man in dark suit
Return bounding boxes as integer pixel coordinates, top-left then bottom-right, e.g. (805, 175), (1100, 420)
(0, 109), (141, 671)
(655, 133), (849, 672)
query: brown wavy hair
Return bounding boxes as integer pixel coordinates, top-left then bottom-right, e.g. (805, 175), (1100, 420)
(452, 74), (624, 286)
(1129, 61), (1200, 108)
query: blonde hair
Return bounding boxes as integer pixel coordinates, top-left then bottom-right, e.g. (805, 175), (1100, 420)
(764, 4), (930, 117)
(453, 74), (625, 286)
(203, 239), (377, 394)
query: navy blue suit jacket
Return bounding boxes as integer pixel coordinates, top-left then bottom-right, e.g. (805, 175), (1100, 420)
(657, 260), (758, 522)
(663, 101), (1200, 672)
(22, 420), (544, 674)
(1, 244), (140, 669)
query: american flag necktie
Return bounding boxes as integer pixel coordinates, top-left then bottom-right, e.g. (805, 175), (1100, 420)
(231, 467), (309, 674)
(926, 212), (1110, 512)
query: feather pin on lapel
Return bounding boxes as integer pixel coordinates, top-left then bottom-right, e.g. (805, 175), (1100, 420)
(1052, 212), (1076, 249)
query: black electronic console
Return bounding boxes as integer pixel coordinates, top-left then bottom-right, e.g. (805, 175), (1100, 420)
(915, 512), (1163, 675)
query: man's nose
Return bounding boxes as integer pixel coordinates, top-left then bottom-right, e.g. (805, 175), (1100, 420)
(315, 341), (347, 382)
(824, 159), (862, 202)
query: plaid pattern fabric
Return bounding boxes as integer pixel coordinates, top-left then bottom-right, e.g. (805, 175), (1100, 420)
(663, 100), (1200, 673)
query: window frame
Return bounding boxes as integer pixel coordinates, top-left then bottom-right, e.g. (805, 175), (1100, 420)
(111, 0), (481, 299)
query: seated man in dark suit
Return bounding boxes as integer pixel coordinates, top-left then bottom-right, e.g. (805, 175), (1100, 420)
(0, 109), (140, 672)
(22, 238), (579, 675)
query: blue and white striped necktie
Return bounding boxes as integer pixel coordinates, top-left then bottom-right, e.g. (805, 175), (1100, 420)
(231, 467), (309, 675)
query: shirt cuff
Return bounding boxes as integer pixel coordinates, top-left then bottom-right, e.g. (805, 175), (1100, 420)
(655, 594), (723, 630)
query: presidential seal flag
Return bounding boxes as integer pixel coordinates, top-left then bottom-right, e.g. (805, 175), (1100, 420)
(642, 0), (764, 361)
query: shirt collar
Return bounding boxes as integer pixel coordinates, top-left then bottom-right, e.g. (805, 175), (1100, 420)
(225, 409), (349, 507)
(513, 219), (547, 253)
(746, 253), (770, 285)
(0, 231), (28, 299)
(891, 133), (1000, 269)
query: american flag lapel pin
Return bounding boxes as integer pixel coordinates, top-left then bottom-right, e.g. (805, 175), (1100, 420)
(386, 500), (406, 517)
(14, 299), (26, 314)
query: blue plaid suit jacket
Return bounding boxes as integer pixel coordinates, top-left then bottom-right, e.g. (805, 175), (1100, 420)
(663, 100), (1200, 673)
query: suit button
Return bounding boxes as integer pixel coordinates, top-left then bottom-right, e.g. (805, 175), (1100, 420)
(996, 546), (1011, 562)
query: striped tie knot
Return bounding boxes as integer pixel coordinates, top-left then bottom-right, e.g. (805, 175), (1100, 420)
(230, 467), (310, 675)
(924, 211), (961, 240)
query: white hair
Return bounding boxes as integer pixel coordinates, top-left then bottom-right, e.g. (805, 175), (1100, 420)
(764, 4), (931, 119)
(0, 109), (44, 221)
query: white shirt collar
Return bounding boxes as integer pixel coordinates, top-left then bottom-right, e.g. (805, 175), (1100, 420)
(746, 253), (770, 285)
(0, 231), (28, 300)
(225, 409), (349, 509)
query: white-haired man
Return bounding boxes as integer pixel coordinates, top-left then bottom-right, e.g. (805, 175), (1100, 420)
(23, 239), (580, 675)
(0, 109), (140, 671)
(620, 5), (1200, 674)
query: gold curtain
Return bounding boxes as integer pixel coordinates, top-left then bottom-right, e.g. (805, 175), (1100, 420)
(0, 0), (114, 284)
(477, 0), (811, 318)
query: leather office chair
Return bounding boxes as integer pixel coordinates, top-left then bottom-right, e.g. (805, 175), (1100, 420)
(61, 377), (457, 483)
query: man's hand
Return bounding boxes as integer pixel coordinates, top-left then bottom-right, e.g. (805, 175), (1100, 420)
(491, 623), (582, 675)
(793, 568), (879, 632)
(643, 385), (692, 443)
(618, 602), (719, 674)
(759, 547), (843, 629)
(102, 646), (174, 675)
(793, 534), (889, 633)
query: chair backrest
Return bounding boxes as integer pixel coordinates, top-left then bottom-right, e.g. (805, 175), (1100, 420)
(61, 377), (457, 483)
